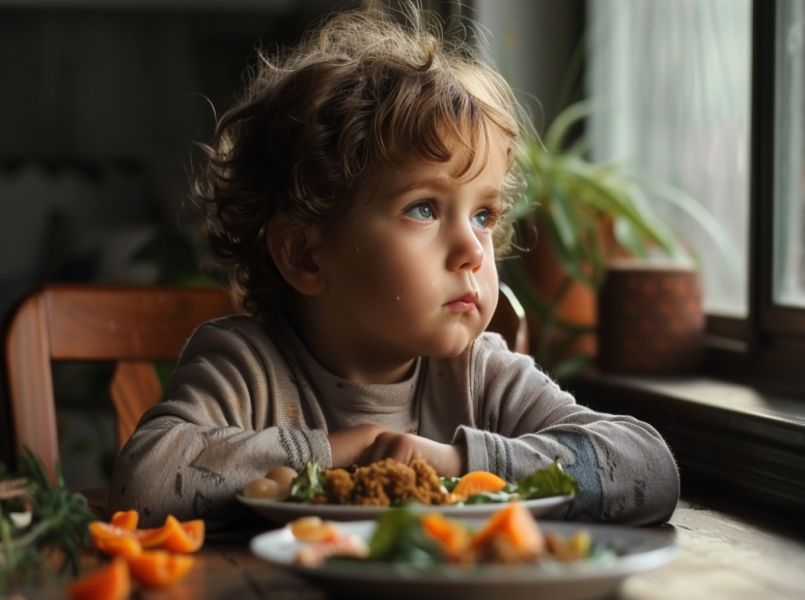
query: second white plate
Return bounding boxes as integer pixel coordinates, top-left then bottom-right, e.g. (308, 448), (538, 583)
(250, 518), (677, 600)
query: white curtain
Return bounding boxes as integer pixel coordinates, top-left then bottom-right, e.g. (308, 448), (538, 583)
(588, 0), (751, 317)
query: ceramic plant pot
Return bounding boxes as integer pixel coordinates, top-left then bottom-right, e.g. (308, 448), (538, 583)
(597, 261), (704, 374)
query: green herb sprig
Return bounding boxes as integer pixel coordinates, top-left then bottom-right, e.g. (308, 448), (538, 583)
(0, 449), (94, 593)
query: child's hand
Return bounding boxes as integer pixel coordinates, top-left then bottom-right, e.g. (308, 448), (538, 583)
(358, 432), (466, 477)
(328, 423), (387, 467)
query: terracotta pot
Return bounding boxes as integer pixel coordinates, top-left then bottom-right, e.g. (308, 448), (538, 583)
(597, 261), (704, 374)
(521, 223), (597, 362)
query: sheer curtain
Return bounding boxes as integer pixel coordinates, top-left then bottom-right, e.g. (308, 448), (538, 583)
(588, 0), (751, 317)
(773, 0), (805, 308)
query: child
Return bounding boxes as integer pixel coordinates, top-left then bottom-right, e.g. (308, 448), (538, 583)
(109, 3), (678, 529)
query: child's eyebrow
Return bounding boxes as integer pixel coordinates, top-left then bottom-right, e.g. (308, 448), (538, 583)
(391, 176), (501, 200)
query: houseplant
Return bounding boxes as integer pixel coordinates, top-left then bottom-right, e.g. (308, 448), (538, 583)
(500, 100), (734, 378)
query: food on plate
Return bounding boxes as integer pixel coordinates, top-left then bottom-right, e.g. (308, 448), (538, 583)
(265, 466), (298, 495)
(290, 516), (341, 542)
(469, 502), (545, 563)
(290, 502), (599, 568)
(294, 529), (369, 567)
(291, 459), (577, 506)
(243, 466), (300, 500)
(321, 458), (449, 506)
(451, 470), (507, 500)
(242, 458), (578, 508)
(243, 477), (284, 500)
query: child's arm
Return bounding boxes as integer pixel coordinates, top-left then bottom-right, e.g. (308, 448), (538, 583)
(451, 333), (680, 525)
(108, 317), (333, 527)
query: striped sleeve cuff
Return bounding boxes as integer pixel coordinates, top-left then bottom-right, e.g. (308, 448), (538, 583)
(452, 426), (512, 480)
(280, 427), (332, 470)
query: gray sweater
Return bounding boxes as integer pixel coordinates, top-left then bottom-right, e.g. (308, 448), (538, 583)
(109, 315), (679, 528)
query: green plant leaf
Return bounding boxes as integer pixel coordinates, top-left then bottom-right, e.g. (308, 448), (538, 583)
(634, 175), (741, 280)
(544, 101), (593, 154)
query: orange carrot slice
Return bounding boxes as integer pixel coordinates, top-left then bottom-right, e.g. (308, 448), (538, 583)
(452, 471), (506, 499)
(94, 535), (143, 559)
(127, 550), (195, 588)
(90, 521), (137, 542)
(137, 515), (204, 553)
(289, 516), (340, 543)
(470, 502), (545, 556)
(163, 517), (205, 553)
(110, 510), (139, 531)
(421, 512), (470, 559)
(68, 556), (131, 600)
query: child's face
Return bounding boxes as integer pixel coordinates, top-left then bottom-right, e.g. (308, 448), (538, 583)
(315, 131), (508, 364)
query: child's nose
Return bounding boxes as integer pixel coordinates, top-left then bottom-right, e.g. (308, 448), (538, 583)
(446, 223), (484, 272)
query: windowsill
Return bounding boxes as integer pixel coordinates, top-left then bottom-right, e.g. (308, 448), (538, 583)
(570, 371), (805, 515)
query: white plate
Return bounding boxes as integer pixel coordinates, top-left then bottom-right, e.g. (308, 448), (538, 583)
(250, 518), (677, 600)
(238, 493), (574, 524)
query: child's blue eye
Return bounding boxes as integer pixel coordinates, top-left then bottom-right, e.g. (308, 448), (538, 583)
(472, 210), (490, 229)
(404, 202), (435, 221)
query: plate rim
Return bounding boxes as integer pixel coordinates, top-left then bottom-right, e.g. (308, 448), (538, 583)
(249, 518), (678, 586)
(237, 493), (575, 522)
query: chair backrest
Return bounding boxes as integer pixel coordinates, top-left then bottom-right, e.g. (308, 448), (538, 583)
(491, 282), (529, 356)
(4, 282), (527, 482)
(4, 284), (236, 481)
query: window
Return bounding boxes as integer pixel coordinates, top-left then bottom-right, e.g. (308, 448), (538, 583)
(771, 1), (805, 312)
(589, 0), (805, 381)
(588, 0), (751, 318)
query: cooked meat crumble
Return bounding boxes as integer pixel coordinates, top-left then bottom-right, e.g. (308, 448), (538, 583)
(316, 458), (450, 506)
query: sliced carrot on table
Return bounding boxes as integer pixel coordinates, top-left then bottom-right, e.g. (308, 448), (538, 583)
(140, 515), (205, 553)
(90, 521), (138, 543)
(68, 556), (131, 600)
(94, 535), (143, 559)
(90, 512), (205, 556)
(470, 502), (545, 556)
(110, 510), (139, 531)
(171, 518), (205, 553)
(452, 470), (506, 499)
(127, 550), (195, 588)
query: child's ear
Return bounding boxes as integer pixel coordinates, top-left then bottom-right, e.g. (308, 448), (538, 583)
(266, 219), (326, 296)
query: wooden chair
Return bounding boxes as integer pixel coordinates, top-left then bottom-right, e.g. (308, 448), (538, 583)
(4, 284), (236, 483)
(491, 281), (529, 356)
(4, 282), (528, 484)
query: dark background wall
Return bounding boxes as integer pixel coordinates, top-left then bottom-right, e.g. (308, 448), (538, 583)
(0, 0), (358, 483)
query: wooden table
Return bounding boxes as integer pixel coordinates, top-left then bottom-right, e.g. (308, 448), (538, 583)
(12, 495), (805, 600)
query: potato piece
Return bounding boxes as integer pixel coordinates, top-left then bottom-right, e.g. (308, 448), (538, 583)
(243, 478), (282, 499)
(265, 466), (298, 498)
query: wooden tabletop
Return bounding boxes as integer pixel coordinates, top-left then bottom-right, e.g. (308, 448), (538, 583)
(11, 495), (805, 600)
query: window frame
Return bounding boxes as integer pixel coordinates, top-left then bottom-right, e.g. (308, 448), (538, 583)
(705, 0), (805, 391)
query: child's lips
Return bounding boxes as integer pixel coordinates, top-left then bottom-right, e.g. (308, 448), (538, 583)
(444, 292), (479, 312)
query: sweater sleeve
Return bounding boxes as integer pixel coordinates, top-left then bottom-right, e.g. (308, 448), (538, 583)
(452, 333), (679, 525)
(108, 317), (331, 528)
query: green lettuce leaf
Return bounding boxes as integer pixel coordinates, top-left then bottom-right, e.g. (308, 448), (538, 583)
(288, 462), (324, 502)
(367, 507), (441, 567)
(515, 462), (579, 499)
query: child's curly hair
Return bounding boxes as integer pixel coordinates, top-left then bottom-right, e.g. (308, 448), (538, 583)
(192, 3), (526, 315)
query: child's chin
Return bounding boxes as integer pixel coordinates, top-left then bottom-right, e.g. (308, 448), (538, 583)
(425, 336), (476, 358)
